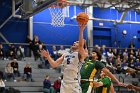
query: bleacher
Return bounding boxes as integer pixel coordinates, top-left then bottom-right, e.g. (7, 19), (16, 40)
(0, 57), (139, 93)
(0, 57), (62, 93)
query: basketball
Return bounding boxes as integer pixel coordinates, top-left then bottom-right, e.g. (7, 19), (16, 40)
(76, 12), (89, 24)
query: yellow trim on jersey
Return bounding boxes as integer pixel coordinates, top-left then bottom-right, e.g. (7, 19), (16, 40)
(89, 68), (97, 87)
(86, 61), (93, 65)
(102, 87), (107, 93)
(84, 61), (93, 69)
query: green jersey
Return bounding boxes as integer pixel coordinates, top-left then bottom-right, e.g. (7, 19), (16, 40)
(80, 60), (105, 93)
(80, 60), (105, 79)
(95, 77), (111, 93)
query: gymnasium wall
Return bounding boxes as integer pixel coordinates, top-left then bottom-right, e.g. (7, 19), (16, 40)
(1, 2), (140, 48)
(93, 7), (140, 48)
(0, 0), (28, 43)
(33, 5), (87, 46)
(34, 6), (140, 48)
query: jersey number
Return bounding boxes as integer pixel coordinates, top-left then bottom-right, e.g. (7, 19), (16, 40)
(67, 58), (71, 64)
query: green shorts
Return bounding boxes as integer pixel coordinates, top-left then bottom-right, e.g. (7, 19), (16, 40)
(81, 81), (93, 93)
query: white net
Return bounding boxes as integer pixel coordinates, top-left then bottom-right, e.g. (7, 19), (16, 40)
(49, 7), (65, 27)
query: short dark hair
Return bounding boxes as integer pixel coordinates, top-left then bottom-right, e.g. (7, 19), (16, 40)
(92, 49), (102, 61)
(46, 75), (49, 78)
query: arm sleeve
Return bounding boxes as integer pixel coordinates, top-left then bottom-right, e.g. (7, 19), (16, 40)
(95, 61), (105, 70)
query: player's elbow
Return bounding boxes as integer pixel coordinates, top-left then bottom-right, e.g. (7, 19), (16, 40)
(51, 65), (58, 69)
(50, 62), (58, 68)
(102, 68), (111, 76)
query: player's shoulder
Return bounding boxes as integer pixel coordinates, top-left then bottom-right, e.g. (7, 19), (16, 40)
(103, 77), (111, 82)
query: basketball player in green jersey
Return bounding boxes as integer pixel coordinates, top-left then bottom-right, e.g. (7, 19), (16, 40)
(93, 71), (115, 93)
(80, 49), (125, 93)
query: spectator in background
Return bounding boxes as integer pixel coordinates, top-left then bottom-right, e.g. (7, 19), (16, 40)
(121, 59), (128, 74)
(118, 49), (123, 59)
(113, 40), (119, 48)
(16, 45), (25, 60)
(24, 64), (33, 81)
(107, 48), (114, 58)
(10, 59), (20, 77)
(123, 48), (128, 57)
(128, 54), (135, 63)
(58, 45), (66, 57)
(32, 35), (41, 61)
(122, 52), (128, 62)
(0, 71), (5, 93)
(106, 56), (116, 74)
(100, 45), (107, 62)
(0, 78), (5, 93)
(7, 44), (16, 60)
(95, 45), (101, 51)
(128, 59), (135, 69)
(25, 35), (32, 57)
(0, 43), (5, 60)
(128, 41), (135, 54)
(101, 45), (107, 57)
(127, 59), (137, 78)
(43, 75), (54, 93)
(128, 49), (135, 59)
(134, 59), (140, 71)
(51, 46), (58, 61)
(4, 63), (16, 82)
(38, 43), (47, 68)
(115, 57), (122, 74)
(135, 49), (140, 60)
(53, 76), (61, 93)
(112, 48), (118, 59)
(128, 41), (135, 49)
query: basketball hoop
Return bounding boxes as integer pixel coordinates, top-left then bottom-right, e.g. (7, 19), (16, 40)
(49, 0), (70, 27)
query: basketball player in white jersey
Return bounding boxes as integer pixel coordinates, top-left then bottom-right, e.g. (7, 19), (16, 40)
(40, 25), (88, 93)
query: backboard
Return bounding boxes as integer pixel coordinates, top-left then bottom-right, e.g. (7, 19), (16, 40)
(21, 0), (59, 19)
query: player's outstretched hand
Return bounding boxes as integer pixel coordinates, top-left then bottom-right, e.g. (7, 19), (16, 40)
(127, 84), (134, 89)
(40, 50), (50, 58)
(79, 24), (86, 32)
(93, 81), (102, 88)
(117, 82), (127, 87)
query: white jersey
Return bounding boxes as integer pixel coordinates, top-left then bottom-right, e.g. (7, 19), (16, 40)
(62, 51), (82, 83)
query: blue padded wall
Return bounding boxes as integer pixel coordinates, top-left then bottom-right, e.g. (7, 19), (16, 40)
(0, 0), (28, 43)
(93, 7), (140, 48)
(1, 19), (28, 43)
(33, 5), (87, 46)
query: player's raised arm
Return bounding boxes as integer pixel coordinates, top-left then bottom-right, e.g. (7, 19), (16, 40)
(76, 12), (89, 62)
(127, 84), (140, 91)
(78, 25), (88, 62)
(40, 50), (63, 68)
(79, 25), (86, 51)
(102, 68), (126, 87)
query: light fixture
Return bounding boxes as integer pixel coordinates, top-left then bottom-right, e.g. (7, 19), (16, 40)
(122, 30), (127, 35)
(133, 36), (137, 39)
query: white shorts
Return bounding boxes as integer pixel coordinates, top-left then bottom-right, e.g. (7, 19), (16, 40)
(60, 81), (82, 93)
